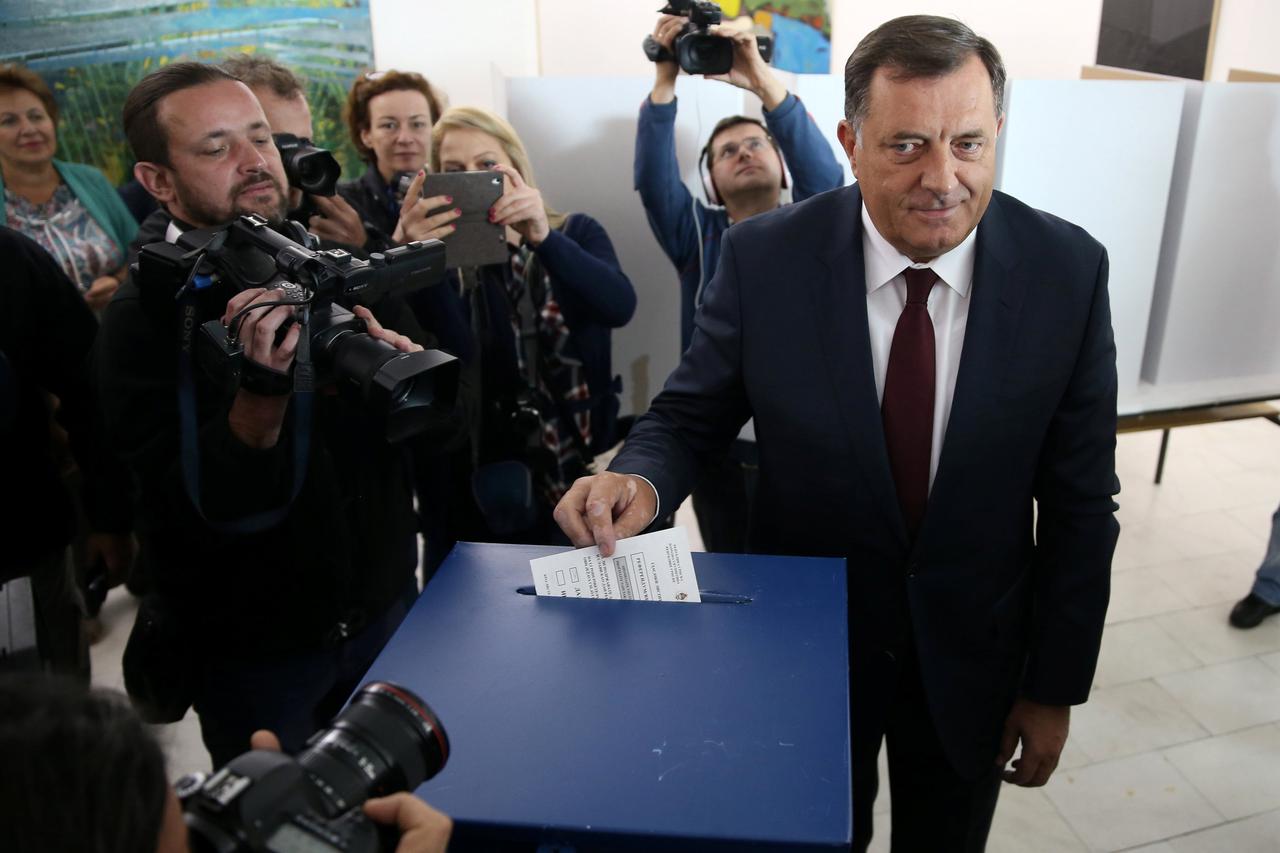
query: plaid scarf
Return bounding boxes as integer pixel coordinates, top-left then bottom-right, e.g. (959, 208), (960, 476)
(508, 243), (592, 504)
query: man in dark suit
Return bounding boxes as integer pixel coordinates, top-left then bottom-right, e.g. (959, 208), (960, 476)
(554, 15), (1119, 852)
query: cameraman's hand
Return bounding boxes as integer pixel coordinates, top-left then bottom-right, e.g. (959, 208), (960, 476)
(85, 532), (136, 587)
(650, 14), (683, 104)
(365, 793), (452, 853)
(353, 305), (423, 354)
(392, 170), (461, 245)
(224, 287), (301, 373)
(85, 275), (121, 312)
(488, 164), (549, 246)
(223, 288), (298, 448)
(308, 194), (369, 249)
(554, 472), (657, 558)
(250, 730), (451, 852)
(705, 23), (787, 111)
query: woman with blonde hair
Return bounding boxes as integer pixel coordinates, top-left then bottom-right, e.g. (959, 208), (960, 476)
(421, 105), (636, 554)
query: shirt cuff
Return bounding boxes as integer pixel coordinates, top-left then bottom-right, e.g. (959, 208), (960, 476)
(630, 473), (662, 526)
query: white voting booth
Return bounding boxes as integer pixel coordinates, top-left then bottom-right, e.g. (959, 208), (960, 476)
(499, 74), (1280, 418)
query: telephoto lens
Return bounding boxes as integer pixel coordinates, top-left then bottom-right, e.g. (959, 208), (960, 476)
(298, 682), (451, 815)
(179, 682), (449, 853)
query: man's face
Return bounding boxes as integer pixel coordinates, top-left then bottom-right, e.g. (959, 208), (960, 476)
(251, 87), (313, 210)
(137, 79), (287, 228)
(838, 54), (1003, 262)
(252, 87), (313, 139)
(707, 121), (783, 204)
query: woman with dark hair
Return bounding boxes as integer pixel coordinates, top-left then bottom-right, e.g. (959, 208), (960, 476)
(0, 674), (173, 853)
(337, 70), (458, 250)
(0, 64), (137, 313)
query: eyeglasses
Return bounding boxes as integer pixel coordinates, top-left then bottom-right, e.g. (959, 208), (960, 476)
(714, 136), (770, 163)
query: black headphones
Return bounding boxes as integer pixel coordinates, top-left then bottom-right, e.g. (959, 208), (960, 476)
(697, 118), (790, 207)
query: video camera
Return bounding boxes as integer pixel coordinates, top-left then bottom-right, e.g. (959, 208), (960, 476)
(273, 133), (342, 225)
(136, 214), (459, 442)
(642, 0), (774, 75)
(177, 682), (449, 853)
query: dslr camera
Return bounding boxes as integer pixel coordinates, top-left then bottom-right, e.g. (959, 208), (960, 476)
(177, 682), (449, 853)
(273, 133), (342, 224)
(136, 214), (459, 442)
(642, 0), (774, 75)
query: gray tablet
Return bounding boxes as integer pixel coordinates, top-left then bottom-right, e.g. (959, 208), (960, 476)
(421, 171), (507, 269)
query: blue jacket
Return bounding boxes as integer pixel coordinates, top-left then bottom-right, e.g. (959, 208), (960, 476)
(634, 93), (844, 350)
(413, 212), (636, 456)
(0, 159), (137, 256)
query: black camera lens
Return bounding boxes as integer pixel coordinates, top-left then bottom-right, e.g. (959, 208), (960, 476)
(273, 133), (342, 197)
(297, 682), (450, 817)
(677, 32), (734, 75)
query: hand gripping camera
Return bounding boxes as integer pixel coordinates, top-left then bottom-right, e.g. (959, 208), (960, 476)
(177, 682), (449, 853)
(136, 214), (459, 442)
(642, 0), (774, 76)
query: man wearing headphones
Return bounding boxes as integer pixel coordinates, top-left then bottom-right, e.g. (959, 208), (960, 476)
(635, 13), (844, 552)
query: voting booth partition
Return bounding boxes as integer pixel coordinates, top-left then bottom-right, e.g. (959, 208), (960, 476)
(505, 74), (1280, 420)
(361, 542), (852, 850)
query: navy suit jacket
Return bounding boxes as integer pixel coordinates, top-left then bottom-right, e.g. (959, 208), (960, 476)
(612, 184), (1120, 776)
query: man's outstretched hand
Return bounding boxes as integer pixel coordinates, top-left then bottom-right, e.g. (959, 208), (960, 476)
(553, 472), (657, 557)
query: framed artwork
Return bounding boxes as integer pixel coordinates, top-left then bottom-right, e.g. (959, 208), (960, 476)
(0, 0), (375, 184)
(1096, 0), (1222, 81)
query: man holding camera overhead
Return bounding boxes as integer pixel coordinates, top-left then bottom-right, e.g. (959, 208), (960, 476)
(97, 62), (436, 766)
(635, 8), (844, 552)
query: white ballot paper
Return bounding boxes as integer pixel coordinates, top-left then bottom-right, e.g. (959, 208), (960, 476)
(529, 527), (701, 603)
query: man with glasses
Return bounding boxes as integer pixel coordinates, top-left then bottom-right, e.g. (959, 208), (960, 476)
(635, 13), (843, 552)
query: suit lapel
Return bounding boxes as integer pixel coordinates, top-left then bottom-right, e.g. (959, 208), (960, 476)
(811, 185), (909, 547)
(926, 193), (1024, 528)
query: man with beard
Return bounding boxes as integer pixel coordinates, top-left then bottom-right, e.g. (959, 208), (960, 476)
(635, 14), (843, 553)
(97, 63), (432, 765)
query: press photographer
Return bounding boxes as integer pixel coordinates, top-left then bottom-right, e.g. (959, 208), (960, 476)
(635, 7), (844, 553)
(0, 674), (452, 853)
(641, 0), (774, 75)
(98, 62), (455, 766)
(220, 54), (370, 250)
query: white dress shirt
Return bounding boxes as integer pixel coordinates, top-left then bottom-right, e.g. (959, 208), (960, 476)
(639, 204), (977, 522)
(861, 203), (976, 489)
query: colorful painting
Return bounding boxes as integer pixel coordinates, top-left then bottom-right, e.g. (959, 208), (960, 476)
(0, 0), (375, 186)
(721, 0), (831, 75)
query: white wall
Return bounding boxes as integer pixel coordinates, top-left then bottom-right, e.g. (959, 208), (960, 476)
(830, 0), (1105, 81)
(370, 0), (1114, 99)
(368, 0), (538, 114)
(371, 0), (1280, 94)
(1208, 0), (1280, 80)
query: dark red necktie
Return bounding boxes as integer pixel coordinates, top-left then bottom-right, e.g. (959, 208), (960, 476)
(881, 267), (938, 536)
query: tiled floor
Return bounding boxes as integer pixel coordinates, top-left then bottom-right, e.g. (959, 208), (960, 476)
(90, 415), (1280, 851)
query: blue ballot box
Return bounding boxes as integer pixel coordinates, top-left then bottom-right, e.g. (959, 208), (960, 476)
(361, 542), (852, 851)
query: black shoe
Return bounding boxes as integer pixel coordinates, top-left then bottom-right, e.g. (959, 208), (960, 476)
(1229, 594), (1280, 629)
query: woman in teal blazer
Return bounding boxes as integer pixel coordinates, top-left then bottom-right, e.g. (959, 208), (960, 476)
(0, 64), (137, 312)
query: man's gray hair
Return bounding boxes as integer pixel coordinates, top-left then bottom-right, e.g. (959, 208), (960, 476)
(843, 15), (1006, 131)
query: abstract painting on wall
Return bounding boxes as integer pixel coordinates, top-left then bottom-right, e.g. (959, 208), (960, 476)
(722, 0), (831, 75)
(0, 0), (376, 185)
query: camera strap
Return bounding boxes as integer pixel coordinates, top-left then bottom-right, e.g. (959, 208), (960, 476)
(176, 285), (314, 534)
